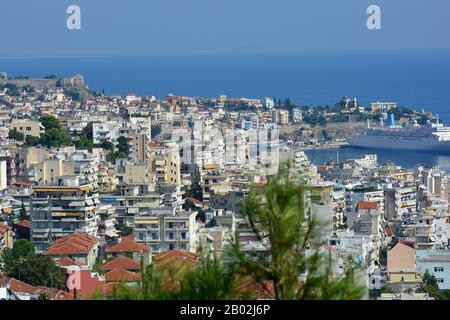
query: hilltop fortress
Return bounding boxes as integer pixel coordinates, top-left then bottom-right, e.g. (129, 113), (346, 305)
(0, 72), (85, 90)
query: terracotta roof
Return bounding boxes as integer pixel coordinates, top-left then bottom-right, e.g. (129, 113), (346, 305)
(101, 257), (141, 271)
(357, 201), (379, 210)
(154, 250), (197, 267)
(14, 220), (31, 228)
(237, 277), (275, 299)
(106, 238), (148, 253)
(0, 225), (11, 233)
(105, 269), (141, 282)
(0, 277), (37, 294)
(33, 286), (74, 300)
(148, 142), (164, 148)
(44, 232), (97, 256)
(385, 227), (394, 237)
(122, 234), (136, 242)
(55, 257), (87, 267)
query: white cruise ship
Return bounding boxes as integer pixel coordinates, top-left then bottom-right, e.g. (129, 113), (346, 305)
(348, 115), (450, 153)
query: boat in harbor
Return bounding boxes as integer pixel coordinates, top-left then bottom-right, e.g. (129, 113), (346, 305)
(348, 114), (450, 153)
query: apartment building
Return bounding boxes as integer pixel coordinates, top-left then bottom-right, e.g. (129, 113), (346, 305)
(92, 122), (120, 145)
(9, 120), (45, 138)
(385, 185), (417, 221)
(30, 171), (100, 253)
(149, 142), (181, 186)
(133, 210), (200, 253)
(100, 186), (163, 227)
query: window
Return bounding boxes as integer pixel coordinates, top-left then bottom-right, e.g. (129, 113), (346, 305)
(435, 267), (444, 272)
(137, 233), (144, 240)
(181, 232), (186, 240)
(169, 232), (174, 240)
(437, 278), (444, 283)
(151, 232), (158, 240)
(26, 127), (31, 131)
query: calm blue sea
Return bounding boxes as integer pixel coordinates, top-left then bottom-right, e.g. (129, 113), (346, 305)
(1, 50), (450, 121)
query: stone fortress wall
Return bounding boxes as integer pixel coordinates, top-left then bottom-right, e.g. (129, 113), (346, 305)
(0, 73), (85, 90)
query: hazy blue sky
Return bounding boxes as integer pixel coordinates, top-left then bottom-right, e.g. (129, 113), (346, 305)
(1, 0), (449, 58)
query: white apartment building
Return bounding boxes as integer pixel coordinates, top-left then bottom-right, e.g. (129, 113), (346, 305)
(134, 210), (200, 253)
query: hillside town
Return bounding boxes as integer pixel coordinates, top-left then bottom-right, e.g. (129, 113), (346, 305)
(0, 74), (448, 300)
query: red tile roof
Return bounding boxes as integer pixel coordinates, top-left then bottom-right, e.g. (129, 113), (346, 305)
(385, 227), (394, 237)
(55, 257), (87, 268)
(101, 257), (141, 271)
(357, 201), (379, 210)
(237, 277), (275, 300)
(154, 250), (197, 268)
(106, 238), (148, 254)
(105, 269), (141, 282)
(44, 232), (97, 256)
(34, 286), (74, 300)
(0, 225), (11, 234)
(14, 220), (31, 228)
(0, 277), (37, 294)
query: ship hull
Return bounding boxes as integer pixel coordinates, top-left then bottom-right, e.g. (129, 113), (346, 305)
(347, 135), (450, 153)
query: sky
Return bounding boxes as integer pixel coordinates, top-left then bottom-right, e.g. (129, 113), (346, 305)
(0, 0), (449, 58)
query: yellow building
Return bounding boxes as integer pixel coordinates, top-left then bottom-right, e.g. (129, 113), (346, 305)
(387, 242), (418, 283)
(35, 158), (75, 185)
(9, 120), (45, 138)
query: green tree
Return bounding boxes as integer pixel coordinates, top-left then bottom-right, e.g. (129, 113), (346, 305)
(25, 135), (41, 146)
(40, 128), (72, 148)
(229, 167), (366, 300)
(8, 129), (25, 142)
(116, 136), (130, 158)
(83, 122), (94, 141)
(0, 239), (35, 276)
(40, 115), (61, 130)
(100, 140), (115, 151)
(15, 254), (66, 289)
(111, 252), (246, 300)
(186, 181), (203, 202)
(75, 133), (93, 150)
(419, 270), (444, 299)
(106, 167), (365, 301)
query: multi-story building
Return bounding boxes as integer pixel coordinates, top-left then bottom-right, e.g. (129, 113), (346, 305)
(416, 249), (450, 289)
(150, 142), (181, 186)
(101, 186), (163, 227)
(92, 122), (120, 145)
(30, 170), (100, 253)
(370, 102), (397, 113)
(133, 210), (200, 253)
(128, 133), (149, 163)
(291, 108), (303, 124)
(385, 185), (417, 221)
(9, 120), (45, 138)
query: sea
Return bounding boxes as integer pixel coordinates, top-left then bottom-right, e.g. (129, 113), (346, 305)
(2, 49), (450, 169)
